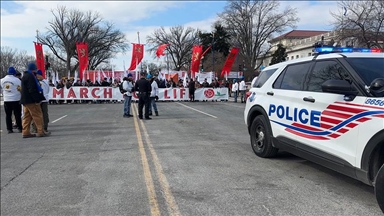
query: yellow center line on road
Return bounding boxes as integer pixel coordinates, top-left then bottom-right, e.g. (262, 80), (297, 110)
(132, 104), (160, 216)
(137, 112), (181, 216)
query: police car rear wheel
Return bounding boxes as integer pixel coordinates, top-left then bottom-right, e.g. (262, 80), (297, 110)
(250, 115), (278, 158)
(375, 164), (384, 213)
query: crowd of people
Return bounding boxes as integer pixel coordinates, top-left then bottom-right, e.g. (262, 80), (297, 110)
(1, 63), (50, 138)
(1, 63), (253, 134)
(45, 74), (238, 105)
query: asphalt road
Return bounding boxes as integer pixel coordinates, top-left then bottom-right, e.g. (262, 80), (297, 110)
(1, 100), (382, 216)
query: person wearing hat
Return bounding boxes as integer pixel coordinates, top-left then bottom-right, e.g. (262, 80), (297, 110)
(20, 62), (49, 138)
(147, 74), (159, 116)
(1, 67), (22, 133)
(31, 70), (50, 133)
(134, 71), (152, 120)
(122, 73), (134, 117)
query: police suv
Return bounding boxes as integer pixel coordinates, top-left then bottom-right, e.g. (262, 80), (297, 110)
(244, 46), (384, 212)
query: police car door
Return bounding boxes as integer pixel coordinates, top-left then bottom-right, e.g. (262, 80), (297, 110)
(303, 59), (360, 167)
(268, 61), (315, 144)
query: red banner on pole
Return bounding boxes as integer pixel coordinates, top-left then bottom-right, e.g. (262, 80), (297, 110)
(128, 43), (144, 70)
(156, 44), (169, 58)
(221, 47), (240, 77)
(190, 45), (203, 78)
(34, 42), (46, 78)
(76, 42), (89, 81)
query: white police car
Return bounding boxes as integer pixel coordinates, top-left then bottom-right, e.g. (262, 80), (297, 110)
(244, 46), (384, 212)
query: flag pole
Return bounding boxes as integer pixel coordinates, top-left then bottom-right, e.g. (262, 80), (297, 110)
(36, 29), (39, 43)
(166, 50), (170, 79)
(137, 31), (143, 72)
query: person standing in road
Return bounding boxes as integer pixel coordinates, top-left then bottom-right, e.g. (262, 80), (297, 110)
(188, 78), (196, 102)
(232, 79), (239, 103)
(11, 71), (23, 129)
(1, 67), (22, 133)
(239, 77), (246, 103)
(122, 73), (134, 118)
(134, 72), (152, 120)
(20, 63), (50, 138)
(148, 75), (159, 116)
(36, 70), (50, 132)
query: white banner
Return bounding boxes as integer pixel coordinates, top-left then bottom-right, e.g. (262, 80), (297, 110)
(49, 87), (229, 101)
(195, 72), (213, 84)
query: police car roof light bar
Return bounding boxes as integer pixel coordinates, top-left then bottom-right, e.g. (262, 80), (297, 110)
(314, 46), (383, 54)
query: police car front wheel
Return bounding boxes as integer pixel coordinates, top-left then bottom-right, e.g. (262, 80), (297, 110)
(250, 115), (278, 158)
(375, 164), (384, 213)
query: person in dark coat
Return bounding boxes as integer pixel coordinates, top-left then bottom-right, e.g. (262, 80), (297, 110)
(188, 78), (196, 102)
(134, 72), (152, 120)
(20, 62), (50, 138)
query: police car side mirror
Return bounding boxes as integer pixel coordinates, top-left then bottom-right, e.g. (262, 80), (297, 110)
(369, 78), (384, 92)
(321, 80), (358, 96)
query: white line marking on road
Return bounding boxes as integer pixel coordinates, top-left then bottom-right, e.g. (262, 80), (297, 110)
(176, 102), (217, 119)
(262, 205), (273, 216)
(51, 115), (67, 123)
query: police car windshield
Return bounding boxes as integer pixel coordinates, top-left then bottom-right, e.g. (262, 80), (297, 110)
(346, 58), (384, 85)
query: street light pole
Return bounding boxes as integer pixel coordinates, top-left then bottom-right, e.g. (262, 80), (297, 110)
(212, 33), (215, 76)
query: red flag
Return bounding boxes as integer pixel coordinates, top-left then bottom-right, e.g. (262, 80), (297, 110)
(129, 43), (144, 70)
(190, 45), (203, 78)
(34, 42), (46, 78)
(156, 44), (169, 58)
(221, 47), (240, 77)
(76, 42), (89, 81)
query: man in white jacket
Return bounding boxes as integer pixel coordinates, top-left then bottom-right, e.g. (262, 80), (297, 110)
(239, 77), (247, 103)
(36, 70), (50, 132)
(1, 67), (22, 133)
(31, 70), (50, 133)
(231, 79), (239, 103)
(148, 74), (159, 116)
(122, 73), (134, 117)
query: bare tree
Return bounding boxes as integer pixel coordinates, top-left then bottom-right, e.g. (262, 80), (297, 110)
(39, 6), (129, 76)
(331, 0), (384, 48)
(0, 47), (35, 77)
(146, 25), (200, 71)
(218, 0), (299, 77)
(141, 61), (161, 75)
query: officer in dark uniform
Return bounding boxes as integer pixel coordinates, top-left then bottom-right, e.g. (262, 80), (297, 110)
(134, 72), (152, 120)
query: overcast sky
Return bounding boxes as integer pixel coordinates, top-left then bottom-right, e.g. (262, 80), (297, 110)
(1, 1), (340, 70)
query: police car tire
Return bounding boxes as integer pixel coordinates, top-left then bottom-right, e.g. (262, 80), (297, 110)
(250, 115), (278, 158)
(375, 164), (384, 213)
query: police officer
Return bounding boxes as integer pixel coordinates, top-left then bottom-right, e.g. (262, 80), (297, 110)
(1, 67), (22, 133)
(134, 72), (152, 120)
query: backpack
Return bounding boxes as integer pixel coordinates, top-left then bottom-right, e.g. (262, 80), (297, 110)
(119, 82), (127, 94)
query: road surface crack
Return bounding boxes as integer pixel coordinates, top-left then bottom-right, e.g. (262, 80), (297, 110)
(1, 153), (45, 191)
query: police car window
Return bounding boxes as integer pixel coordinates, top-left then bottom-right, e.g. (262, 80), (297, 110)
(253, 69), (277, 88)
(306, 60), (351, 92)
(273, 62), (311, 90)
(346, 58), (384, 85)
